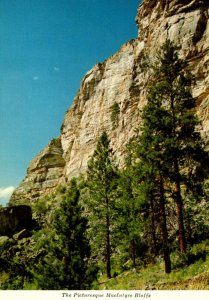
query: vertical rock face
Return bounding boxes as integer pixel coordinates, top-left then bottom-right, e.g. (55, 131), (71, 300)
(136, 0), (209, 136)
(61, 40), (146, 179)
(10, 0), (209, 204)
(61, 0), (209, 181)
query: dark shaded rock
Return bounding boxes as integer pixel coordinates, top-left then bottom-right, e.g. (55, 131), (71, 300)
(0, 205), (32, 237)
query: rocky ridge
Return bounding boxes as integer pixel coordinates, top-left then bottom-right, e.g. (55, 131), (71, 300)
(10, 0), (209, 204)
(11, 138), (65, 203)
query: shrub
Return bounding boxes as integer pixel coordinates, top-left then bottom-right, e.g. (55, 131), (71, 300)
(111, 102), (120, 129)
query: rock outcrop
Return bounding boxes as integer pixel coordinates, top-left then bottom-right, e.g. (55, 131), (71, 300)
(10, 0), (209, 204)
(10, 138), (65, 204)
(0, 206), (32, 236)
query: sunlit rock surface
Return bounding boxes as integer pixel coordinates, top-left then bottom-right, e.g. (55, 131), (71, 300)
(10, 138), (65, 203)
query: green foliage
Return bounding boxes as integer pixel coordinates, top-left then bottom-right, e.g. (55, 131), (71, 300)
(115, 166), (147, 268)
(0, 239), (15, 274)
(184, 189), (209, 245)
(188, 240), (209, 262)
(170, 240), (209, 269)
(100, 244), (209, 290)
(32, 179), (98, 289)
(0, 180), (98, 290)
(128, 39), (208, 266)
(32, 198), (49, 227)
(83, 132), (119, 278)
(111, 102), (120, 129)
(0, 236), (36, 289)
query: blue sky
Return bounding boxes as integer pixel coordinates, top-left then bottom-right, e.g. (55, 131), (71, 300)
(0, 0), (140, 206)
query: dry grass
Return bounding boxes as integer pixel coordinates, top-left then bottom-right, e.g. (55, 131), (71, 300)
(99, 253), (209, 290)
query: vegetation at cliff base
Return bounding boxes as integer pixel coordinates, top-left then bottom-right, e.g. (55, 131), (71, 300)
(0, 180), (98, 289)
(0, 40), (209, 290)
(31, 179), (98, 289)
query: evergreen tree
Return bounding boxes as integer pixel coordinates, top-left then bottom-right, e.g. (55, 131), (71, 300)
(125, 137), (161, 260)
(32, 179), (98, 289)
(84, 132), (118, 278)
(150, 40), (208, 253)
(116, 168), (142, 268)
(135, 98), (172, 273)
(116, 142), (155, 268)
(133, 39), (208, 261)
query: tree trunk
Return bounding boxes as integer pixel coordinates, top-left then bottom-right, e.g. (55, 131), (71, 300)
(130, 239), (136, 268)
(150, 194), (158, 257)
(106, 208), (111, 278)
(159, 175), (171, 274)
(170, 94), (186, 254)
(174, 158), (186, 253)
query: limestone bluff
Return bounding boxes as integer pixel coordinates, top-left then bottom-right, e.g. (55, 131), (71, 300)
(10, 0), (209, 204)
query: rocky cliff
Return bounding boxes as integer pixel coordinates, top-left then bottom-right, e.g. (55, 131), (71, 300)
(11, 138), (65, 203)
(10, 0), (209, 204)
(137, 0), (209, 134)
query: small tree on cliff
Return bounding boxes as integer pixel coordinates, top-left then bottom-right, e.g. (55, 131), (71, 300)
(84, 132), (118, 278)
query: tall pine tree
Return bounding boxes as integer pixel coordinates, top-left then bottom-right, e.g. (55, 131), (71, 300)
(135, 39), (208, 258)
(134, 94), (172, 273)
(150, 40), (208, 253)
(84, 132), (118, 278)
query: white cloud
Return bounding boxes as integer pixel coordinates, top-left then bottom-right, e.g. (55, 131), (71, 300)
(33, 76), (39, 81)
(54, 66), (60, 72)
(0, 186), (15, 200)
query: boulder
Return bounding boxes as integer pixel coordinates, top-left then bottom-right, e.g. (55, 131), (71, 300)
(0, 205), (32, 237)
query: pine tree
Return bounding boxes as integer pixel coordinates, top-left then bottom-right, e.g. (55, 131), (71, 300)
(135, 98), (172, 273)
(116, 167), (142, 268)
(116, 140), (157, 268)
(84, 132), (118, 278)
(32, 179), (98, 289)
(134, 39), (208, 260)
(150, 40), (208, 253)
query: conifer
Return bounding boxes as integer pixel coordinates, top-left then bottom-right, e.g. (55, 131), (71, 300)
(32, 179), (97, 289)
(85, 132), (118, 278)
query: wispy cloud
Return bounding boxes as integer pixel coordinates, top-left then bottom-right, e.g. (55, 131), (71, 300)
(0, 186), (15, 200)
(33, 76), (39, 81)
(54, 66), (60, 72)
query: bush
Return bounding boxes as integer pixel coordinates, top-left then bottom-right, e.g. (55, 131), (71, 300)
(111, 102), (120, 129)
